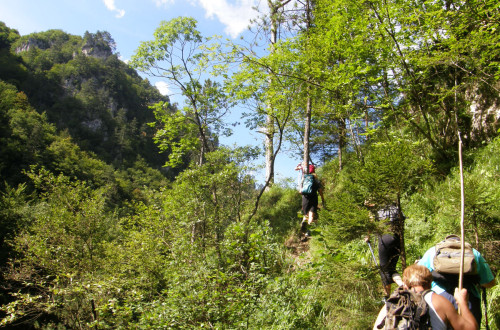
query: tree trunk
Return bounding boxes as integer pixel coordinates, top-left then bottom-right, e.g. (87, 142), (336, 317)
(397, 193), (407, 270)
(302, 0), (313, 172)
(303, 94), (312, 172)
(264, 0), (280, 185)
(338, 117), (346, 171)
(264, 114), (274, 185)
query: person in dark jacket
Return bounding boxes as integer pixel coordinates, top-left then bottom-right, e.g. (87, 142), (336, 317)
(365, 203), (404, 296)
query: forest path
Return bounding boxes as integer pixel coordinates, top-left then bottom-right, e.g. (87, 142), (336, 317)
(284, 234), (312, 270)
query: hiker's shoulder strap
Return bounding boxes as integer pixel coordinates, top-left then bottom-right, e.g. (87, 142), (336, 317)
(422, 289), (432, 300)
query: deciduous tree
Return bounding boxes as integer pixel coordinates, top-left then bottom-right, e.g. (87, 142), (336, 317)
(131, 17), (232, 167)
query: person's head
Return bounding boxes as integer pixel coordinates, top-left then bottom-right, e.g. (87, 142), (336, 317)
(403, 264), (432, 290)
(309, 164), (315, 174)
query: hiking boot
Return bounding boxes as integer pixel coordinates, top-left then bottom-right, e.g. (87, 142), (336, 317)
(300, 221), (307, 233)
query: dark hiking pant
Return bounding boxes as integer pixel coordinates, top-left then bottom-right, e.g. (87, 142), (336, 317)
(378, 234), (400, 286)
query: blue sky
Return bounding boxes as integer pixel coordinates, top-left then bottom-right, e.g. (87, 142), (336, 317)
(0, 0), (301, 184)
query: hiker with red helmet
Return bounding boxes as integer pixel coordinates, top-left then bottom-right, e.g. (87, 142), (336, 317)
(295, 163), (325, 240)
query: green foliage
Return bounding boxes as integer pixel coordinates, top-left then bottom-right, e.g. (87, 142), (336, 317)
(308, 0), (500, 171)
(1, 169), (118, 328)
(490, 281), (500, 330)
(1, 3), (499, 328)
(320, 190), (373, 243)
(21, 169), (117, 274)
(52, 149), (297, 329)
(0, 22), (20, 49)
(131, 17), (232, 167)
(405, 136), (500, 260)
(315, 242), (383, 329)
(253, 185), (302, 237)
(0, 81), (56, 184)
(0, 23), (27, 87)
(82, 30), (116, 54)
(149, 101), (199, 168)
(4, 27), (169, 171)
(248, 273), (324, 328)
(131, 17), (202, 72)
(0, 182), (29, 264)
(352, 134), (434, 205)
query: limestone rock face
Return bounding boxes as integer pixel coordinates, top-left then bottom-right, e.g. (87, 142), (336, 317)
(80, 31), (114, 59)
(82, 118), (103, 132)
(81, 42), (112, 59)
(468, 83), (500, 141)
(15, 31), (113, 60)
(15, 37), (50, 53)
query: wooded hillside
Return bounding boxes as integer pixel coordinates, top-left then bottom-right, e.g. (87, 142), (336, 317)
(0, 0), (499, 328)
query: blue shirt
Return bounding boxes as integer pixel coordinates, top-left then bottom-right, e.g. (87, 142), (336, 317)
(418, 246), (495, 298)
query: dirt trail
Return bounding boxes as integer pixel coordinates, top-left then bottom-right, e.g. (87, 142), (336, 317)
(284, 234), (312, 270)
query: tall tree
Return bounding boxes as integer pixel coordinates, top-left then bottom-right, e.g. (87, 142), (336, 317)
(300, 0), (314, 172)
(227, 0), (316, 185)
(363, 0), (500, 168)
(305, 0), (386, 169)
(131, 17), (231, 167)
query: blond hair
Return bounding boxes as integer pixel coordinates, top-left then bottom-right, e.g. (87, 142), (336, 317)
(403, 264), (433, 289)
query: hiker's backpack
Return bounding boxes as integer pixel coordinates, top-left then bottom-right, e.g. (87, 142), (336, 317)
(433, 235), (477, 274)
(432, 235), (479, 290)
(378, 287), (432, 330)
(300, 174), (315, 194)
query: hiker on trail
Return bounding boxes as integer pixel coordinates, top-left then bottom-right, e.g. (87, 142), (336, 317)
(295, 163), (325, 239)
(364, 203), (404, 297)
(374, 264), (478, 330)
(417, 235), (496, 325)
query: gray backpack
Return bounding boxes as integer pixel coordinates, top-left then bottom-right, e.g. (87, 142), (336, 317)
(432, 235), (479, 290)
(433, 235), (477, 275)
(377, 287), (432, 330)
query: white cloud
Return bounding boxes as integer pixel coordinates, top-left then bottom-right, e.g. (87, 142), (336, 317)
(155, 81), (171, 96)
(197, 0), (259, 38)
(153, 0), (175, 7)
(118, 55), (129, 64)
(103, 0), (125, 18)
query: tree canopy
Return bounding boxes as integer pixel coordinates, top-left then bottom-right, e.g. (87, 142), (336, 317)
(0, 1), (499, 326)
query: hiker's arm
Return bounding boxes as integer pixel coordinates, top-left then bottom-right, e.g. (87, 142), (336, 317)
(319, 187), (326, 208)
(482, 278), (496, 288)
(363, 201), (376, 242)
(454, 288), (478, 329)
(441, 288), (478, 330)
(477, 254), (496, 288)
